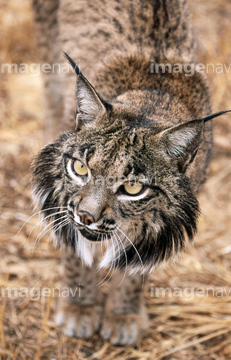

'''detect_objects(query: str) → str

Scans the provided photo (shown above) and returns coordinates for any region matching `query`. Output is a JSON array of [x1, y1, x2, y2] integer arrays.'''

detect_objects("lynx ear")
[[76, 74, 107, 130], [160, 120, 204, 172], [64, 52, 110, 131], [160, 109, 231, 170]]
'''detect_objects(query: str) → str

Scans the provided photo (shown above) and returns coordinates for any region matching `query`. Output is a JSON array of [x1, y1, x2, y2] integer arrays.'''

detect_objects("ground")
[[0, 0, 231, 359]]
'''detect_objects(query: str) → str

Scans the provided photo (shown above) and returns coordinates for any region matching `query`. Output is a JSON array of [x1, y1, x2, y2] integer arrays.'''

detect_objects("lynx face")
[[32, 59, 209, 274]]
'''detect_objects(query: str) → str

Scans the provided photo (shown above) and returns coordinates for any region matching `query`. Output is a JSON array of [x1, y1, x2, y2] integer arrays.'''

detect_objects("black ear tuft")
[[201, 110, 231, 122], [63, 52, 81, 75]]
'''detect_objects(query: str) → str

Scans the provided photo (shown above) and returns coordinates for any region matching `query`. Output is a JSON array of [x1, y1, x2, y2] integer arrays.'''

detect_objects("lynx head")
[[32, 54, 226, 274]]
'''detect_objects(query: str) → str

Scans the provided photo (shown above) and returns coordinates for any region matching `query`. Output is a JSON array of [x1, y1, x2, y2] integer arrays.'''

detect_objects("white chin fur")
[[75, 231, 96, 267], [99, 245, 158, 275], [57, 228, 158, 275], [98, 244, 115, 270], [75, 231, 116, 270]]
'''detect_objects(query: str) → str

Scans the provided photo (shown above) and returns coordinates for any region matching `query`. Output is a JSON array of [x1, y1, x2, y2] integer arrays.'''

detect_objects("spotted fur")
[[32, 0, 223, 345]]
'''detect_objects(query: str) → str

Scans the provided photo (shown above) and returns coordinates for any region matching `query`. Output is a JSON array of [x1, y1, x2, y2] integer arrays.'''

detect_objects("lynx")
[[32, 0, 228, 345]]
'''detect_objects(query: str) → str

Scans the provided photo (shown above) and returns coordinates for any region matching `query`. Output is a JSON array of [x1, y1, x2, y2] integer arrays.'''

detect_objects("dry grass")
[[0, 0, 231, 359]]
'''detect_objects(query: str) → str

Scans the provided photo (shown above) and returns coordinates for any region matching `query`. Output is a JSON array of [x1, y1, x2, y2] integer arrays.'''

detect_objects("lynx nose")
[[77, 211, 95, 226]]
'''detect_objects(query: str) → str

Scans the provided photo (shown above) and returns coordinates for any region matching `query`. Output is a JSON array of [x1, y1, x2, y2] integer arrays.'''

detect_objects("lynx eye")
[[123, 181, 143, 195], [72, 160, 88, 176]]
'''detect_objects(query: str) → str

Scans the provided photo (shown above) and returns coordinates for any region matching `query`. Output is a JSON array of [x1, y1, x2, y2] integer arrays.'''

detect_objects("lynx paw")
[[100, 312, 149, 346], [55, 303, 103, 338]]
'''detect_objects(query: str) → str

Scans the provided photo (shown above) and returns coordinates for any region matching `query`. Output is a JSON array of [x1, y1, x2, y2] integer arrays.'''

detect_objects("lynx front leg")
[[55, 251, 104, 338], [100, 271, 149, 345]]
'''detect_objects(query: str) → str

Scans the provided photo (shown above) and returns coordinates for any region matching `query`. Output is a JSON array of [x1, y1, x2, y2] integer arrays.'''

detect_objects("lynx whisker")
[[32, 214, 68, 252], [97, 234, 117, 287], [112, 232, 123, 274], [32, 216, 66, 251], [103, 234, 117, 284], [12, 206, 68, 241], [50, 219, 71, 249], [117, 227, 145, 280], [114, 231, 128, 287], [106, 233, 120, 282], [52, 219, 70, 238], [28, 210, 68, 241]]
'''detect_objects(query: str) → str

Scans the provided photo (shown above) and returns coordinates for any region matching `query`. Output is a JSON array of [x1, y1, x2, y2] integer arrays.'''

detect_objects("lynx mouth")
[[78, 227, 111, 242], [69, 213, 114, 241]]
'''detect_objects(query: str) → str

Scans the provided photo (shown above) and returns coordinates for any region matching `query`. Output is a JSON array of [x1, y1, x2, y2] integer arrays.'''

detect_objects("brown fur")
[[32, 0, 214, 345]]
